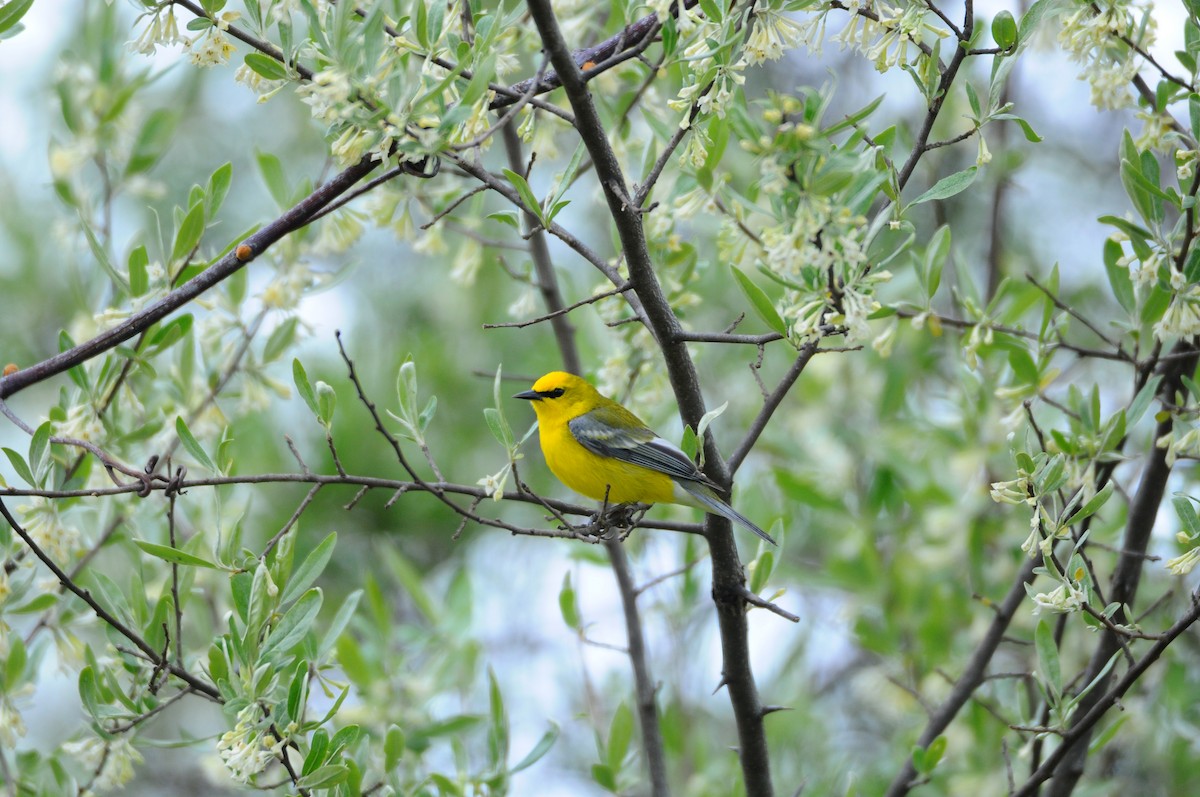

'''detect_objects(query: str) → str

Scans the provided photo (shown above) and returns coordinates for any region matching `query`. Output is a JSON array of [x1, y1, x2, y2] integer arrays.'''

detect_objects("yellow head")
[[513, 371, 602, 423]]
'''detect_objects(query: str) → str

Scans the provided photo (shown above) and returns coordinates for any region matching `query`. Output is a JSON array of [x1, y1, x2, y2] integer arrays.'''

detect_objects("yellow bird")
[[514, 371, 777, 545]]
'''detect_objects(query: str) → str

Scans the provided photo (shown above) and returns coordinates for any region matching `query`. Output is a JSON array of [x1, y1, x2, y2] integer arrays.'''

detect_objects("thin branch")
[[1013, 590, 1200, 797], [0, 498, 220, 701], [484, 282, 633, 329], [490, 7, 675, 111], [606, 539, 671, 797], [501, 122, 583, 376], [729, 340, 821, 475]]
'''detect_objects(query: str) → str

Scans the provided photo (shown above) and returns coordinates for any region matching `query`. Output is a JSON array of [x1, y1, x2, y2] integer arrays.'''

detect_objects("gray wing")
[[569, 404, 706, 484]]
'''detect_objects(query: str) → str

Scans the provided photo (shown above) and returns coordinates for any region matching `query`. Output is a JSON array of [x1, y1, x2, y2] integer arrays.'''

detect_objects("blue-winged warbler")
[[514, 371, 777, 545]]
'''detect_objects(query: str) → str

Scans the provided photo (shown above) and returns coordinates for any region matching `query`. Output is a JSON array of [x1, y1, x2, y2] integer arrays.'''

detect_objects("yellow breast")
[[538, 418, 677, 505]]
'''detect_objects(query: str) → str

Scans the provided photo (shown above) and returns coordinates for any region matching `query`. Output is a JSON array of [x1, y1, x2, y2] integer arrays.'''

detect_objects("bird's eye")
[[544, 387, 565, 398]]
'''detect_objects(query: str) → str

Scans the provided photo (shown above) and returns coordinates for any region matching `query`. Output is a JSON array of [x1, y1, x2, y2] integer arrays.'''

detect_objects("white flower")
[[507, 287, 537, 319], [130, 6, 183, 55], [477, 464, 511, 501], [217, 704, 281, 783], [990, 476, 1033, 506], [63, 736, 143, 791], [1057, 1, 1156, 111], [17, 498, 82, 566], [1166, 547, 1200, 575], [296, 69, 354, 124], [1154, 282, 1200, 341], [188, 30, 236, 68], [0, 693, 26, 748], [1032, 581, 1086, 615], [741, 9, 806, 66]]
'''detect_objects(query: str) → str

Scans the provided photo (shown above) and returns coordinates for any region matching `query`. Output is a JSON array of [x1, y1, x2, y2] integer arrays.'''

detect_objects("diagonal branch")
[[0, 498, 221, 701], [0, 155, 383, 400]]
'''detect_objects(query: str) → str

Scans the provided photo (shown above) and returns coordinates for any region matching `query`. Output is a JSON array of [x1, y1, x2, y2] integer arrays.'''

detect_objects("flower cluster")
[[740, 7, 808, 66], [1031, 579, 1087, 615], [1057, 0, 1156, 110], [830, 0, 947, 73], [63, 736, 143, 793], [216, 704, 284, 784]]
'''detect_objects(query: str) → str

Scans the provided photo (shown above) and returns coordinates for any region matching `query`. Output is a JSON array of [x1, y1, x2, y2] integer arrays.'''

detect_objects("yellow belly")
[[539, 421, 677, 504]]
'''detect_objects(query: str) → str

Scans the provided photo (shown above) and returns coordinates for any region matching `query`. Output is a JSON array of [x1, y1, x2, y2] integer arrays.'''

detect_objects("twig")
[[484, 282, 633, 329], [729, 341, 821, 474], [0, 498, 221, 701]]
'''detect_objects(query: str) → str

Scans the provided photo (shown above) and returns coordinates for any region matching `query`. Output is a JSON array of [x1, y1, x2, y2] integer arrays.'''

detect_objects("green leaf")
[[1007, 346, 1038, 385], [172, 202, 207, 264], [280, 532, 337, 606], [1062, 482, 1114, 528], [511, 722, 559, 773], [545, 142, 587, 223], [502, 168, 543, 224], [3, 635, 26, 690], [992, 112, 1043, 142], [384, 725, 406, 771], [78, 666, 105, 721], [607, 702, 633, 773], [1127, 375, 1162, 425], [3, 448, 35, 487], [731, 266, 787, 335], [126, 109, 178, 175], [256, 150, 290, 209], [558, 572, 581, 632], [1102, 238, 1135, 313], [0, 0, 34, 34], [296, 764, 349, 789], [315, 381, 337, 428], [696, 0, 723, 22], [1173, 495, 1200, 538], [991, 10, 1017, 49], [487, 210, 520, 229], [484, 408, 514, 449], [923, 225, 951, 299], [293, 359, 319, 417], [80, 216, 128, 294], [488, 668, 508, 768], [1018, 0, 1055, 41], [206, 162, 233, 210], [28, 421, 50, 484], [318, 589, 361, 659], [263, 317, 298, 363], [175, 416, 217, 472], [910, 166, 978, 205], [964, 81, 981, 119], [1035, 619, 1062, 698], [143, 314, 194, 357], [128, 245, 150, 296], [244, 52, 289, 80], [592, 763, 617, 792], [749, 549, 775, 594], [261, 588, 323, 660], [134, 539, 221, 569], [680, 424, 698, 461]]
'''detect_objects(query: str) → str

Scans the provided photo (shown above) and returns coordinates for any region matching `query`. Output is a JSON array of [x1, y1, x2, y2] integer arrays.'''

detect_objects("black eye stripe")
[[542, 387, 565, 398]]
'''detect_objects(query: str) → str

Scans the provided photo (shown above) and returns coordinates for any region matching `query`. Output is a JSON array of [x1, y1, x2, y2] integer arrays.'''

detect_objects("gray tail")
[[678, 482, 778, 545]]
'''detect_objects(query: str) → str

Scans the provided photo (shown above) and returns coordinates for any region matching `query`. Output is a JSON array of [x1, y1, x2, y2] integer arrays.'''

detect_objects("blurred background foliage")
[[1, 0, 1199, 795]]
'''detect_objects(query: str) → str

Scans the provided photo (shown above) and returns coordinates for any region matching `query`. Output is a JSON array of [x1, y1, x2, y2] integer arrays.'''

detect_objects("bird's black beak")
[[513, 389, 542, 401]]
